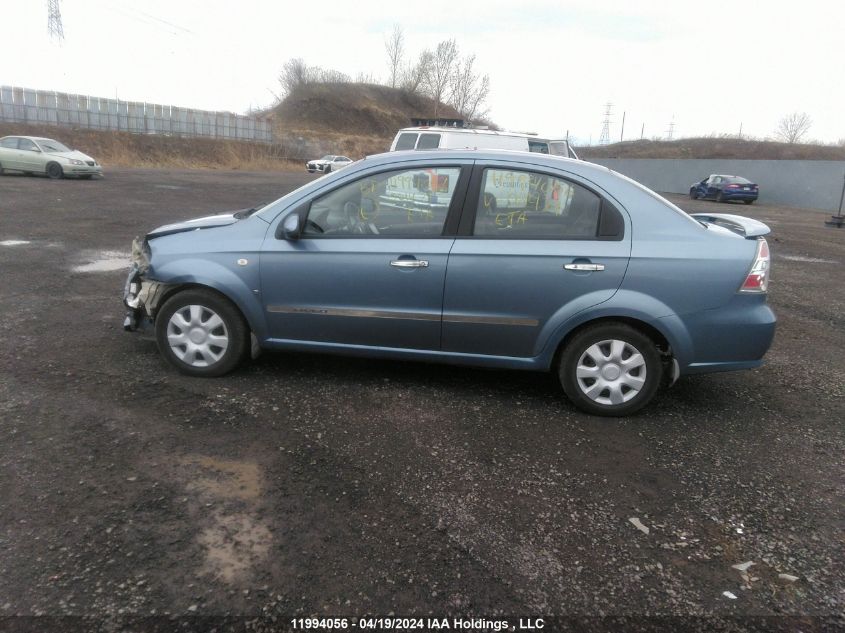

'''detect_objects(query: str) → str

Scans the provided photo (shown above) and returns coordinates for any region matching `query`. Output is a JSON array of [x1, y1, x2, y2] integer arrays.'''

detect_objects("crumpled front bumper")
[[122, 238, 172, 333]]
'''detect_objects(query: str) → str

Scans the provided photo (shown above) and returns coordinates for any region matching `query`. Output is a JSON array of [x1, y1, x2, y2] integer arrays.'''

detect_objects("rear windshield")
[[394, 133, 417, 151], [724, 176, 752, 184], [416, 133, 441, 150]]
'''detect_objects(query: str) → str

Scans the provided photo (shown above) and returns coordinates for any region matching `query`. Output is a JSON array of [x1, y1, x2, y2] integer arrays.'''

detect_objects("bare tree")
[[775, 112, 812, 144], [448, 54, 490, 121], [278, 58, 314, 95], [318, 68, 351, 83], [385, 24, 404, 89], [400, 49, 432, 95], [423, 39, 459, 116]]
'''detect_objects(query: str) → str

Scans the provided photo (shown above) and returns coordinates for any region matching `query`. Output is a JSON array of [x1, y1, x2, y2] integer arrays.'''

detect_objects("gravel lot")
[[0, 168, 842, 632]]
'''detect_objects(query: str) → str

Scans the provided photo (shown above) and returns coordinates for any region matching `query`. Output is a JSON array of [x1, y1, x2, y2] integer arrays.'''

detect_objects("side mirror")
[[281, 213, 302, 240]]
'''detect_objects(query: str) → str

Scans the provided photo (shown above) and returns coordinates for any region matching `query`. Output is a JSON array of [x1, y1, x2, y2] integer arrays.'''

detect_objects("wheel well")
[[155, 283, 249, 327], [552, 316, 672, 368]]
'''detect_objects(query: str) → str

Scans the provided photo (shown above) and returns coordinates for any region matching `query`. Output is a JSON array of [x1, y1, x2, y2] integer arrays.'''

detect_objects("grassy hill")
[[579, 137, 845, 161], [267, 83, 463, 159]]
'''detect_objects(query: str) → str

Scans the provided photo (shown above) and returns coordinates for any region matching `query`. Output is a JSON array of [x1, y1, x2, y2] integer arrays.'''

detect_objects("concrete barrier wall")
[[588, 158, 845, 212]]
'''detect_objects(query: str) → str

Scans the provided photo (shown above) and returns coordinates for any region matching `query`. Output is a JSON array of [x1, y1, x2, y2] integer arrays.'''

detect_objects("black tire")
[[743, 199, 754, 205], [154, 288, 249, 377], [689, 189, 698, 200], [559, 322, 663, 417], [716, 191, 724, 203], [79, 174, 93, 180], [0, 162, 4, 175], [46, 162, 63, 179], [323, 165, 331, 174]]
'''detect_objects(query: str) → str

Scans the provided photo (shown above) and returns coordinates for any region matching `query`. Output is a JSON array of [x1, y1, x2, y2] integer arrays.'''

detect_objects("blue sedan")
[[123, 150, 775, 416], [690, 174, 759, 204]]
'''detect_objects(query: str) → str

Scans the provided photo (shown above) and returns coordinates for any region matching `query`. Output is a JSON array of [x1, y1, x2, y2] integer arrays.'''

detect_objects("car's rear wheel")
[[559, 323, 662, 416], [743, 199, 754, 205], [716, 191, 724, 203], [46, 162, 63, 179], [155, 288, 249, 377]]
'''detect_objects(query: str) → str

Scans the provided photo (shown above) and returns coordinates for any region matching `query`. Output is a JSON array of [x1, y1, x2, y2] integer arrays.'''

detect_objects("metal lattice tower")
[[47, 0, 65, 42], [599, 103, 613, 145], [666, 116, 676, 141]]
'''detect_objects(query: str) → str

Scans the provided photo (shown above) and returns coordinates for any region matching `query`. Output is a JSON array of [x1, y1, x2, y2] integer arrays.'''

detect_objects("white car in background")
[[306, 155, 352, 174], [0, 135, 103, 179]]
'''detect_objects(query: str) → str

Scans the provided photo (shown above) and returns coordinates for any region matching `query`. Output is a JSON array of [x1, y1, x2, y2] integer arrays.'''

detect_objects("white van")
[[389, 127, 579, 159]]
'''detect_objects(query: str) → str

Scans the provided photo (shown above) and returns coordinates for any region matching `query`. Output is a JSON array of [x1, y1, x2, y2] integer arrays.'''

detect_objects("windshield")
[[321, 155, 336, 161], [37, 139, 71, 153]]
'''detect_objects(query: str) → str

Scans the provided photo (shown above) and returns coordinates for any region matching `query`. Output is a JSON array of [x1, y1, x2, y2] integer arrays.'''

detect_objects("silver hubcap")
[[576, 339, 647, 406], [166, 305, 229, 367]]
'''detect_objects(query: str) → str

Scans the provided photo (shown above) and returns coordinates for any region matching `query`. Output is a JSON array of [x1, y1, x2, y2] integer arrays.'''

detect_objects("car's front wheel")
[[46, 162, 64, 179], [155, 289, 249, 377], [559, 323, 662, 416], [689, 189, 698, 199]]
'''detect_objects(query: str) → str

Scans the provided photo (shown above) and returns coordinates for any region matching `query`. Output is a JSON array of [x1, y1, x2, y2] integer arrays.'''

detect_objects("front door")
[[16, 138, 43, 172], [260, 164, 469, 350], [442, 164, 631, 359]]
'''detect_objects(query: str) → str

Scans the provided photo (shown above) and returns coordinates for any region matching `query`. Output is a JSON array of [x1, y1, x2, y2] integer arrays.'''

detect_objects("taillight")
[[726, 184, 740, 189], [740, 238, 770, 293]]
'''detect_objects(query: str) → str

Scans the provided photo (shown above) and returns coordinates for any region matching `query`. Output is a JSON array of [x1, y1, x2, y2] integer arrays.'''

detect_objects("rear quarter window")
[[0, 137, 18, 149], [394, 133, 418, 151], [416, 133, 441, 150]]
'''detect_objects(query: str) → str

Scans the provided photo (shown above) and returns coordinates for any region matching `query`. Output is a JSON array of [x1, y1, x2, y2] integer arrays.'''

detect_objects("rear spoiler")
[[690, 213, 771, 238]]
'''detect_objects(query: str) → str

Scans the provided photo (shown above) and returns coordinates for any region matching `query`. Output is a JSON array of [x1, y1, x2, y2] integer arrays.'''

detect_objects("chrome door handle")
[[390, 259, 429, 268], [564, 263, 605, 271]]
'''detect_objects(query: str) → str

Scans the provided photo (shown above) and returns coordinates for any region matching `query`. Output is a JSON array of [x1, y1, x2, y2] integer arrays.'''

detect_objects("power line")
[[47, 0, 65, 42]]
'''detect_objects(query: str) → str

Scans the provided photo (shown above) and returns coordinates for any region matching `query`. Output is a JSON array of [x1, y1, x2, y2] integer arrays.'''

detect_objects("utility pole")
[[640, 123, 644, 140], [599, 103, 613, 145], [738, 122, 743, 139], [825, 171, 845, 228], [666, 116, 675, 141], [620, 111, 626, 142], [47, 0, 65, 42]]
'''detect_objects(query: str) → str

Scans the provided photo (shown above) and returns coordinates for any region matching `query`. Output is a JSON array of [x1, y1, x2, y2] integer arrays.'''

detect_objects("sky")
[[1, 0, 843, 145]]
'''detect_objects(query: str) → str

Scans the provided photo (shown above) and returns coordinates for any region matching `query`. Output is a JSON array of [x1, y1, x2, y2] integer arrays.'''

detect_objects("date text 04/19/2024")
[[289, 618, 545, 631]]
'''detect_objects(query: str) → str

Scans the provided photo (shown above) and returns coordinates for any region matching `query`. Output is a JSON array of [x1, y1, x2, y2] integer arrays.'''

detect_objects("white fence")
[[0, 86, 272, 143]]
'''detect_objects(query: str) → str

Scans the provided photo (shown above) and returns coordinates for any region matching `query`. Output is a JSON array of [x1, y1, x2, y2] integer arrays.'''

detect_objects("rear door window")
[[394, 133, 418, 150], [0, 137, 18, 149], [416, 133, 441, 150], [472, 168, 622, 240], [18, 139, 37, 151]]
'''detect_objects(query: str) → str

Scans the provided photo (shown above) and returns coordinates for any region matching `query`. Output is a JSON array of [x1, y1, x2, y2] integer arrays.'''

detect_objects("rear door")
[[442, 162, 631, 358], [260, 161, 471, 350], [0, 137, 20, 169]]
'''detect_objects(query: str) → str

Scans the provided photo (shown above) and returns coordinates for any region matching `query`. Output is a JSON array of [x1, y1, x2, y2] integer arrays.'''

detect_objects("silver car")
[[0, 135, 103, 179]]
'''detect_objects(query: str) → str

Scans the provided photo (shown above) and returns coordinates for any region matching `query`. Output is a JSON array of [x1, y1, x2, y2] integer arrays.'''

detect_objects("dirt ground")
[[0, 168, 842, 633]]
